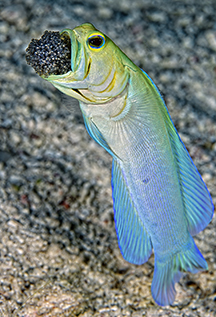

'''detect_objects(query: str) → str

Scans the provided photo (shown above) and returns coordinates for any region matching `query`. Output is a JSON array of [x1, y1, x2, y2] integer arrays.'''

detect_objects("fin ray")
[[112, 159, 152, 265], [141, 69, 214, 236], [163, 113, 214, 236], [82, 114, 116, 157]]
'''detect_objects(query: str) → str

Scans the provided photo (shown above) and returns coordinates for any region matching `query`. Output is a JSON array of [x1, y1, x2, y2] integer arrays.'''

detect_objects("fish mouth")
[[43, 29, 90, 96], [26, 28, 88, 87]]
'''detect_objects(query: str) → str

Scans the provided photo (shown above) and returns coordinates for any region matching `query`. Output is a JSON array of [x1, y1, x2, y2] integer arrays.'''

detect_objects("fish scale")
[[105, 101, 189, 254], [122, 143, 187, 254]]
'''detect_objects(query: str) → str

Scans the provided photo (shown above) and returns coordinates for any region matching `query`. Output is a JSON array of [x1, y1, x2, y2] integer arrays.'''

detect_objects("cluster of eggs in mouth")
[[26, 30, 71, 77]]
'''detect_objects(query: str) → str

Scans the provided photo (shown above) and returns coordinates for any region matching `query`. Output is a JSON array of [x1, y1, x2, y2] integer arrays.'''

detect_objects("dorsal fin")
[[163, 111, 214, 235], [141, 68, 214, 235], [111, 159, 152, 265]]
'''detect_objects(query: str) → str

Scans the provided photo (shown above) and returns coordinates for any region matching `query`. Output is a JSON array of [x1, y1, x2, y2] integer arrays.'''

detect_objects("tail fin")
[[151, 237, 208, 306]]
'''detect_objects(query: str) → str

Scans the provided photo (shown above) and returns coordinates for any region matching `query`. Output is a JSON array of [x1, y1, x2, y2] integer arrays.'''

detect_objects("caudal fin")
[[151, 237, 208, 306]]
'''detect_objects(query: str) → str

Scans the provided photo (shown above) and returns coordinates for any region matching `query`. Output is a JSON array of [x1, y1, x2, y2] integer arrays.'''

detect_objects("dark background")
[[0, 0, 215, 316]]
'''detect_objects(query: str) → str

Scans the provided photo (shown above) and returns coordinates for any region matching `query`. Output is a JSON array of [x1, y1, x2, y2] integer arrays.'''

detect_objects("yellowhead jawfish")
[[26, 23, 214, 306]]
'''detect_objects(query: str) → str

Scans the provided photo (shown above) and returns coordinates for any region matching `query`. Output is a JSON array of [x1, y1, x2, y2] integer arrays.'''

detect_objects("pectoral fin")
[[111, 159, 152, 265], [82, 114, 116, 157]]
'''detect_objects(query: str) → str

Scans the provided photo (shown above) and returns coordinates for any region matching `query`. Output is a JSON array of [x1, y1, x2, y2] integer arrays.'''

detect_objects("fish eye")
[[88, 34, 105, 50]]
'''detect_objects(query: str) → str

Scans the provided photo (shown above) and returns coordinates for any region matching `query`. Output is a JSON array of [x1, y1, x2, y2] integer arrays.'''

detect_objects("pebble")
[[8, 175, 24, 186], [9, 131, 21, 145], [98, 7, 113, 19], [206, 31, 216, 51], [148, 12, 166, 23]]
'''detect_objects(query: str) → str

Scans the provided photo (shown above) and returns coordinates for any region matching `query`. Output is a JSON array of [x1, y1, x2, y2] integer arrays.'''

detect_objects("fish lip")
[[60, 29, 77, 73]]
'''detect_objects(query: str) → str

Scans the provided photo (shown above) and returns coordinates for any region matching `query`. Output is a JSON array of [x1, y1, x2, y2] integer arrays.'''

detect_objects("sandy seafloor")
[[0, 0, 216, 316]]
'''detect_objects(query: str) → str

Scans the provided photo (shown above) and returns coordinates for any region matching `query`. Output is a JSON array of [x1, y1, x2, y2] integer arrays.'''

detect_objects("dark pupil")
[[89, 37, 103, 47]]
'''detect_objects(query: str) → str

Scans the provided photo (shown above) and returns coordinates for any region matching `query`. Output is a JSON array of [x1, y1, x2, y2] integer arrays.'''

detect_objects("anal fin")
[[111, 159, 152, 265]]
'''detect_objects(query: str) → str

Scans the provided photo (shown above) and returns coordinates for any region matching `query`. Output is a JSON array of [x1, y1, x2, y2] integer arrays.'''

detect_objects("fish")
[[26, 23, 214, 306]]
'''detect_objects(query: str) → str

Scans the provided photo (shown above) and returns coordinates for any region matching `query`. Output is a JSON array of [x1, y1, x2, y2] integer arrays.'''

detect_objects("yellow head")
[[45, 23, 129, 104]]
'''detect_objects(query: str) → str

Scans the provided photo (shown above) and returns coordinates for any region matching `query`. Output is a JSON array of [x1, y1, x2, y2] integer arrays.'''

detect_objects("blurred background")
[[0, 0, 215, 316]]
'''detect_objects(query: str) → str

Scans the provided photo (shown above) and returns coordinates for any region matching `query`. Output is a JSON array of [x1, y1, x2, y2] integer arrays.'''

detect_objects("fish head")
[[44, 23, 129, 104]]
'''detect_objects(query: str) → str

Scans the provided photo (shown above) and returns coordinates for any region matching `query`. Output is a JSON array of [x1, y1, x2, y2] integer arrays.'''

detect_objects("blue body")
[[38, 23, 214, 306], [80, 68, 214, 306]]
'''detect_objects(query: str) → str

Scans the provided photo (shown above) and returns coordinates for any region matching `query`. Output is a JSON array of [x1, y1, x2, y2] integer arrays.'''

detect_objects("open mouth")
[[26, 30, 71, 78]]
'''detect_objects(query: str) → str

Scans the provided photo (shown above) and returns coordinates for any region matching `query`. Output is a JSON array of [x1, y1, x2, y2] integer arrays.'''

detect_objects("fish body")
[[28, 23, 214, 306]]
